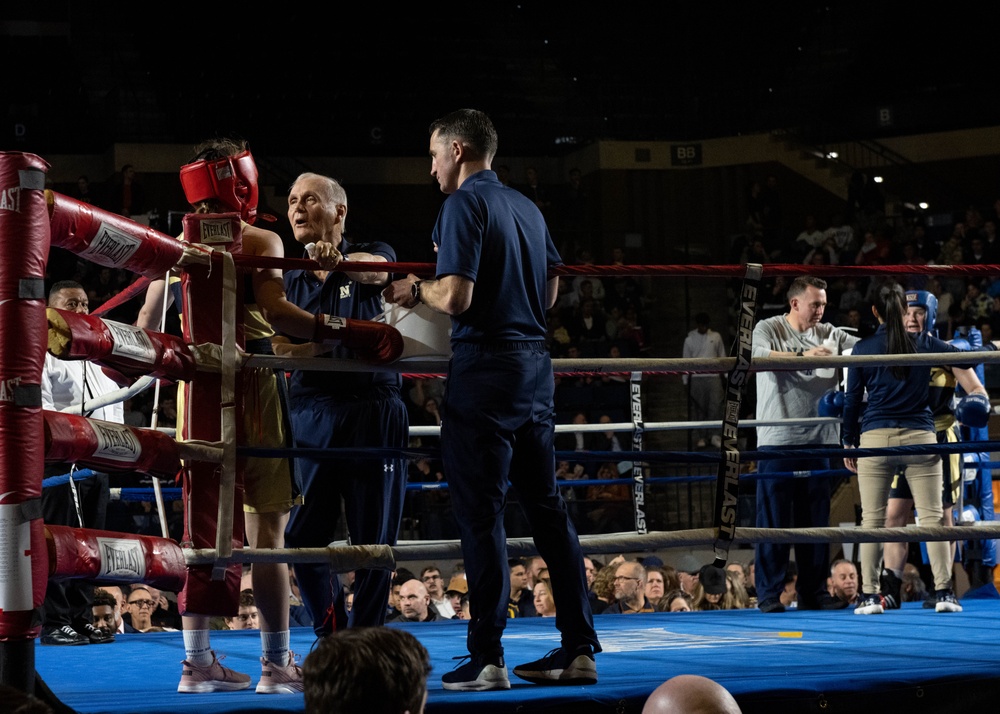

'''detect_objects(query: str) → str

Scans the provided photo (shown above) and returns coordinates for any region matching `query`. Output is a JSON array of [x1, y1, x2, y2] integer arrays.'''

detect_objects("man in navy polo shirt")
[[384, 109, 601, 692], [275, 172, 408, 635]]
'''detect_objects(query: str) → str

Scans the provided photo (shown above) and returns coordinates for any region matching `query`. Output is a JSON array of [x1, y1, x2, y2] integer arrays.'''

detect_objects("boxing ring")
[[4, 150, 1000, 713], [30, 598, 1000, 714]]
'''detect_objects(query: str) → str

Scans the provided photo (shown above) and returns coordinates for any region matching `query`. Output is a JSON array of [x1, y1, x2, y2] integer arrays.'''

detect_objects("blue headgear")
[[905, 290, 938, 334]]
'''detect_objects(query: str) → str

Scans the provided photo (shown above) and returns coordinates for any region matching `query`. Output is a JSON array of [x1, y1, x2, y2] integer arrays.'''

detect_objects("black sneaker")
[[80, 622, 115, 644], [934, 589, 963, 613], [880, 569, 902, 610], [441, 655, 510, 692], [757, 598, 785, 613], [513, 645, 597, 686], [40, 625, 89, 646]]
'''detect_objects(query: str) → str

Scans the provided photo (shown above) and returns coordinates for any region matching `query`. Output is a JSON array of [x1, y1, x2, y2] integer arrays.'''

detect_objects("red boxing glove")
[[313, 314, 403, 365]]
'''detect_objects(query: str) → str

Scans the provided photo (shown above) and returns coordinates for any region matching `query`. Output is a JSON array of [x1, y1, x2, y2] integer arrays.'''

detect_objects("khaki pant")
[[857, 428, 952, 593]]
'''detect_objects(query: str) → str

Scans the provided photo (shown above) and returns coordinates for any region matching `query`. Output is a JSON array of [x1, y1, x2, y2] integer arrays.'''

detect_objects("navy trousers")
[[754, 446, 833, 609], [442, 344, 600, 660], [284, 391, 408, 634]]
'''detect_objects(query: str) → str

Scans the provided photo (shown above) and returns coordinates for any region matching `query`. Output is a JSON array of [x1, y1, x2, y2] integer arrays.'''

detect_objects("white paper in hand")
[[379, 302, 452, 360]]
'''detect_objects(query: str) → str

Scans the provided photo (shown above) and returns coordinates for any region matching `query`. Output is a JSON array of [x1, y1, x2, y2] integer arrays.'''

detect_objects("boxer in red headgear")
[[179, 147, 260, 225], [136, 138, 401, 695]]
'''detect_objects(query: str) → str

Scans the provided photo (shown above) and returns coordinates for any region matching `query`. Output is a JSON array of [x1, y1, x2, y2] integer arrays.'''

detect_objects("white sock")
[[183, 629, 214, 666], [261, 630, 290, 665]]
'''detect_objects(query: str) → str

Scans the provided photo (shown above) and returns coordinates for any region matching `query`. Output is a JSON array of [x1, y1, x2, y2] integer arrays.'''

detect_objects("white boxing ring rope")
[[243, 349, 1000, 375], [180, 522, 1000, 570], [391, 522, 1000, 560], [414, 417, 839, 438], [58, 374, 157, 416]]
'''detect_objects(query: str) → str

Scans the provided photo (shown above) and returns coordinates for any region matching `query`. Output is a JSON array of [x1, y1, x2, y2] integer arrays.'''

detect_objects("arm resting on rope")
[[306, 240, 390, 285], [344, 253, 391, 285], [341, 250, 390, 286], [255, 229, 402, 364]]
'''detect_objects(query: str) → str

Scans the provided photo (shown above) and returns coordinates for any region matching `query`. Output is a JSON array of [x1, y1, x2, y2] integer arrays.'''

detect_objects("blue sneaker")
[[513, 645, 597, 685], [441, 655, 510, 692], [853, 593, 884, 615]]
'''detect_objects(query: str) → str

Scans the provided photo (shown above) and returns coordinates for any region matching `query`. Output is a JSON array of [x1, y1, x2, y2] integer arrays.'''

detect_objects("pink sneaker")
[[178, 652, 251, 693], [256, 651, 303, 694]]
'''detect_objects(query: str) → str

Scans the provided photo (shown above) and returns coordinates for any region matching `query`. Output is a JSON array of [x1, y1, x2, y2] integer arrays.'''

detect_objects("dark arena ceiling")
[[5, 3, 1000, 158]]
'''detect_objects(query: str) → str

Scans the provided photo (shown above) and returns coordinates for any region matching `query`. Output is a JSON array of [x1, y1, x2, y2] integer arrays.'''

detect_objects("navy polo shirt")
[[433, 170, 562, 343], [842, 326, 961, 445]]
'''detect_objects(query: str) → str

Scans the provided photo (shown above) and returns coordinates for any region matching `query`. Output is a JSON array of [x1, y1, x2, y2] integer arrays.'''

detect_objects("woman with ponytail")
[[842, 281, 966, 615]]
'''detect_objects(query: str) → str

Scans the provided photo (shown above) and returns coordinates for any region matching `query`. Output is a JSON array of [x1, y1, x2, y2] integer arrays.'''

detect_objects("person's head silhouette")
[[642, 674, 742, 714]]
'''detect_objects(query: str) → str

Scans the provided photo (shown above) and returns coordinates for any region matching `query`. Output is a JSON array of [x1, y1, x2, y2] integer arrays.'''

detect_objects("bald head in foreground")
[[642, 675, 742, 714]]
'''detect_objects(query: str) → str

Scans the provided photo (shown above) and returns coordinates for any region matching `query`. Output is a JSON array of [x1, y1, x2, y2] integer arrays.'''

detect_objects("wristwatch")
[[795, 349, 804, 357], [411, 280, 423, 303]]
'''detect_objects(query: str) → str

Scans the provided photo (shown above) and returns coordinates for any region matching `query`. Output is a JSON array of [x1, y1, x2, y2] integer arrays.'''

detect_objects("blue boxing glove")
[[818, 389, 843, 417], [956, 393, 992, 428]]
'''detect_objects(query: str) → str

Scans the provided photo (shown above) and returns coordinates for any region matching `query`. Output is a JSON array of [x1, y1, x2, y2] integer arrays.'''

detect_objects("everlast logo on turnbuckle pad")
[[199, 218, 234, 244], [0, 186, 21, 212], [97, 538, 147, 580], [81, 224, 141, 267], [107, 321, 157, 363], [0, 377, 23, 402], [92, 422, 142, 463]]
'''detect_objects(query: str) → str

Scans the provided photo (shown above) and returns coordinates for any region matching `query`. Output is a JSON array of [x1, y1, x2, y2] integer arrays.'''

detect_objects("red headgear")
[[179, 149, 259, 224]]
